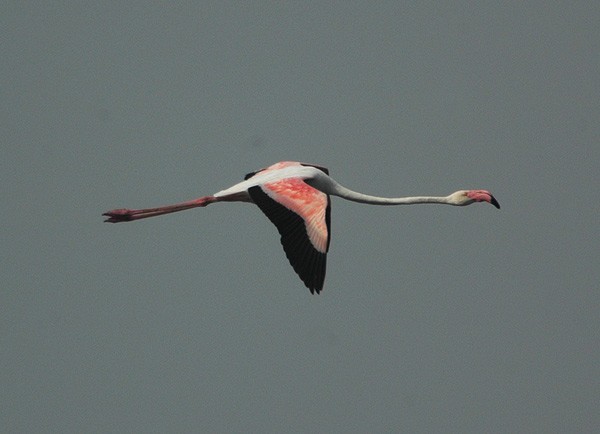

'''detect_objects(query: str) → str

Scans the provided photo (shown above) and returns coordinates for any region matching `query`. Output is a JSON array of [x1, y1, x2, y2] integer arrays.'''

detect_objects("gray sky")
[[2, 2, 599, 433]]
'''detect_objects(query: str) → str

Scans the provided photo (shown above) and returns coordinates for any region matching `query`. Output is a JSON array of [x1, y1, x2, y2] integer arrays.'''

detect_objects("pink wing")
[[248, 177, 331, 294]]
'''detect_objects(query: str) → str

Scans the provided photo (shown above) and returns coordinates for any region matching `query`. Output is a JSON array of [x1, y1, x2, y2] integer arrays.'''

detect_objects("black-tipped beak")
[[490, 196, 500, 209]]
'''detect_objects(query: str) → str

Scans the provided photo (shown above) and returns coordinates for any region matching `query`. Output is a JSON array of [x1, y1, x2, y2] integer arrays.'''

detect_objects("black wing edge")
[[244, 170, 260, 180], [248, 185, 327, 294]]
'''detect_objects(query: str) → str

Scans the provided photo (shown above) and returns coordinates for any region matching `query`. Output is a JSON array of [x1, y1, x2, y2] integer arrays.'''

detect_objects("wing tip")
[[309, 286, 323, 295]]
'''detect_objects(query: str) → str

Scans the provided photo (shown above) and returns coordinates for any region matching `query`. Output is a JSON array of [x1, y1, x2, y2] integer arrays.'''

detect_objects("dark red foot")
[[103, 209, 134, 223]]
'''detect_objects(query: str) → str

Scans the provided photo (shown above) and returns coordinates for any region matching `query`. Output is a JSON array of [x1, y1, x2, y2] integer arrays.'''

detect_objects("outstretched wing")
[[248, 178, 331, 294]]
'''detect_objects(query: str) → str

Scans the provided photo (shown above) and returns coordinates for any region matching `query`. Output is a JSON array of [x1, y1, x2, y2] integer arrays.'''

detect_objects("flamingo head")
[[450, 190, 500, 209]]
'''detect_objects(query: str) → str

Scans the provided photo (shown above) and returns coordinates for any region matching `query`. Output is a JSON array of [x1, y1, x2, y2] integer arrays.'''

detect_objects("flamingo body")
[[242, 162, 331, 291], [103, 161, 499, 294]]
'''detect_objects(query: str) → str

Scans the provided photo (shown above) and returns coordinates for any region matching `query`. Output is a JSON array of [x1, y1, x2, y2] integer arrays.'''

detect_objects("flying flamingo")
[[103, 161, 499, 294]]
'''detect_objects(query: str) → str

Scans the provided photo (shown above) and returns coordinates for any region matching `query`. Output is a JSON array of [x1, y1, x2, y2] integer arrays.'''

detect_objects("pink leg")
[[103, 196, 217, 223]]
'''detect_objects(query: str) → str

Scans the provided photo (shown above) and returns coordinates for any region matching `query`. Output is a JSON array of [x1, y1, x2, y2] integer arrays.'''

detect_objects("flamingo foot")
[[103, 209, 135, 223]]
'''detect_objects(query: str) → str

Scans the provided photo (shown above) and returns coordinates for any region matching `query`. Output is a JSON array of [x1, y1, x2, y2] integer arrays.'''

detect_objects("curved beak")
[[466, 190, 500, 209]]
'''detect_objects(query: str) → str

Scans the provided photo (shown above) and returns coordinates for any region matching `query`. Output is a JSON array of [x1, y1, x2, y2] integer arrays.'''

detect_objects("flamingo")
[[103, 161, 500, 294]]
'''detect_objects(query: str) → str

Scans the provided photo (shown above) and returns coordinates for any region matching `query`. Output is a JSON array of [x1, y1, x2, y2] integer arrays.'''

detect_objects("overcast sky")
[[2, 2, 599, 433]]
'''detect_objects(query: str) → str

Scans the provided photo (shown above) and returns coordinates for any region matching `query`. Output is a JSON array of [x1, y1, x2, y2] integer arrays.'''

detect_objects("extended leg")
[[103, 196, 217, 223]]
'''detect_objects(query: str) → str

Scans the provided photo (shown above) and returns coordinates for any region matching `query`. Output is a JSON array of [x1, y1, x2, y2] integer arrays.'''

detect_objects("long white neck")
[[315, 177, 455, 206]]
